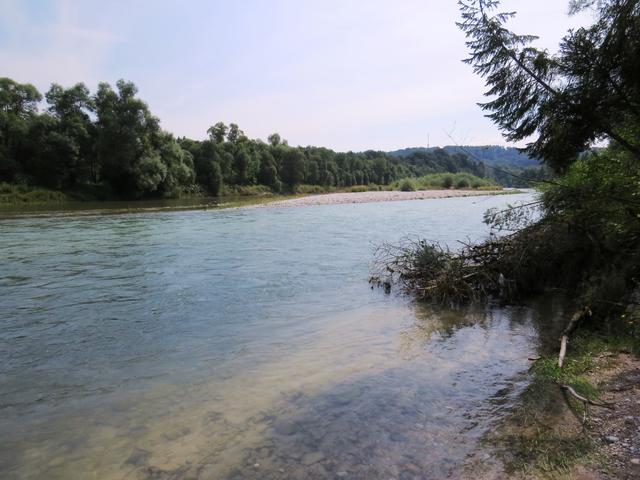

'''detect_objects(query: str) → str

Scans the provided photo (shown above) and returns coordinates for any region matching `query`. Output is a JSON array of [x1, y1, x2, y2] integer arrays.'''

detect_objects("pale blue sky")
[[1, 1, 592, 151]]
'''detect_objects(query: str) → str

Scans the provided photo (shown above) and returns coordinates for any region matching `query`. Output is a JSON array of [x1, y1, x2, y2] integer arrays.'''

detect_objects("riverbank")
[[0, 181, 500, 207], [479, 332, 640, 480], [257, 188, 512, 208], [0, 188, 518, 219], [0, 194, 288, 219]]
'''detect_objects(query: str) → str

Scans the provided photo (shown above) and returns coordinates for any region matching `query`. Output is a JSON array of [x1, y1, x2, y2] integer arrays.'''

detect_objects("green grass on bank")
[[392, 173, 499, 191], [0, 182, 68, 204], [0, 176, 506, 206], [293, 184, 390, 194], [223, 183, 397, 196], [220, 184, 275, 197]]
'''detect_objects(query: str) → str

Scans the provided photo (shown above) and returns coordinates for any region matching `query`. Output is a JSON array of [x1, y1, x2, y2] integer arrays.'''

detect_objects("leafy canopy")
[[458, 0, 640, 171]]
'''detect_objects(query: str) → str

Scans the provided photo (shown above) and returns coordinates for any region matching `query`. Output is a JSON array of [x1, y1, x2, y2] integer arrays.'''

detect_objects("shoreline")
[[0, 189, 520, 219], [490, 340, 640, 479], [255, 188, 513, 208]]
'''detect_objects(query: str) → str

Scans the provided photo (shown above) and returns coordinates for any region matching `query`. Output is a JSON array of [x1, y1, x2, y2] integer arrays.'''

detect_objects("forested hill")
[[389, 146, 539, 169], [390, 146, 547, 187]]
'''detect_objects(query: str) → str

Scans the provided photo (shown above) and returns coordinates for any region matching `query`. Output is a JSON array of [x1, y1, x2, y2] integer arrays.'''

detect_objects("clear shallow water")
[[0, 193, 548, 479]]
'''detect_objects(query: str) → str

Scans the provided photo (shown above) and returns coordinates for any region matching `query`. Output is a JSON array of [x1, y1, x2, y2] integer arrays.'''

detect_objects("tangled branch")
[[369, 234, 521, 303]]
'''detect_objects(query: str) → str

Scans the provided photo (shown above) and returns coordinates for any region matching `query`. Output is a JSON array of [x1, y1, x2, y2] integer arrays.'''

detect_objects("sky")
[[0, 1, 594, 151]]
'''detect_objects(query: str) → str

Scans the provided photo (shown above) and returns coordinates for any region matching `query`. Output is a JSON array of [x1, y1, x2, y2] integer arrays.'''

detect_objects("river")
[[0, 192, 555, 479]]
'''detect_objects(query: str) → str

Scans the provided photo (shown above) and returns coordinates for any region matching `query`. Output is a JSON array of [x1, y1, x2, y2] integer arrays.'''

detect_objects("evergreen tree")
[[458, 0, 640, 171]]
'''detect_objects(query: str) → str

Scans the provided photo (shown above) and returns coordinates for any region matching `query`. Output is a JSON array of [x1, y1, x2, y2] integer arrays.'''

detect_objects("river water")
[[0, 193, 553, 479]]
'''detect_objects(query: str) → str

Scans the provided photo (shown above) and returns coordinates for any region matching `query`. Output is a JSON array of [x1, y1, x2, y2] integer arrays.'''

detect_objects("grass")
[[0, 182, 68, 204], [221, 184, 275, 196], [293, 184, 390, 194], [221, 183, 389, 196], [504, 430, 595, 476]]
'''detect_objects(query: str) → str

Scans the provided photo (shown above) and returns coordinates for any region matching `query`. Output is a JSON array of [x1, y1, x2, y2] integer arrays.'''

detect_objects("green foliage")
[[43, 82, 94, 187], [458, 0, 640, 171], [0, 76, 503, 201], [158, 137, 195, 197], [393, 172, 497, 191], [294, 184, 333, 194], [279, 147, 306, 189], [543, 148, 640, 239], [95, 80, 166, 197], [534, 147, 640, 310], [133, 152, 166, 194], [0, 182, 67, 204], [398, 178, 417, 191], [0, 77, 42, 182], [226, 123, 244, 143], [205, 160, 223, 196], [346, 185, 371, 193], [455, 178, 469, 189], [207, 122, 227, 144], [222, 184, 273, 196], [257, 151, 281, 192], [267, 133, 281, 147]]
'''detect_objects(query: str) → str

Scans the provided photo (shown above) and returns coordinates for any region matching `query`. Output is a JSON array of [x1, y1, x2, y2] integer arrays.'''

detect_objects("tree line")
[[0, 77, 497, 199]]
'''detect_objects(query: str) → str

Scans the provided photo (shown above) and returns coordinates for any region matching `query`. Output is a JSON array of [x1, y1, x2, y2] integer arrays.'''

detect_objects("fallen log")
[[558, 307, 592, 368], [553, 307, 616, 426]]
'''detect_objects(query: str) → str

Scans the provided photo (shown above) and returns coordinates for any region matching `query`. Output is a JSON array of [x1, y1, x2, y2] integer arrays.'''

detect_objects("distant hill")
[[389, 145, 540, 169], [388, 146, 546, 187]]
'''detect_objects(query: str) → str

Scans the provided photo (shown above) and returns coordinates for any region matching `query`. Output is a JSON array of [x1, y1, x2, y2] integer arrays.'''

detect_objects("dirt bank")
[[568, 352, 640, 479]]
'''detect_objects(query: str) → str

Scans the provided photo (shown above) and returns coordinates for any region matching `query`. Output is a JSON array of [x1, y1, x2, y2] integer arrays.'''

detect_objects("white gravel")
[[261, 189, 507, 208]]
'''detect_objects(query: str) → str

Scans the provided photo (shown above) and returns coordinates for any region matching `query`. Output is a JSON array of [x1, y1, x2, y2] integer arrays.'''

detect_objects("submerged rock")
[[124, 447, 151, 467], [301, 451, 325, 466]]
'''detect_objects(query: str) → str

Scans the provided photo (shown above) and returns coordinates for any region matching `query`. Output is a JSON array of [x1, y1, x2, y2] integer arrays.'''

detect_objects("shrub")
[[222, 184, 274, 196], [294, 184, 333, 194], [456, 178, 470, 189], [0, 184, 67, 204], [399, 178, 417, 191]]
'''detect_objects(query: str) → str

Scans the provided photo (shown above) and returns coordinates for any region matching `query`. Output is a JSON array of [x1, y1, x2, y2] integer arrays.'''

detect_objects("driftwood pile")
[[369, 233, 521, 303]]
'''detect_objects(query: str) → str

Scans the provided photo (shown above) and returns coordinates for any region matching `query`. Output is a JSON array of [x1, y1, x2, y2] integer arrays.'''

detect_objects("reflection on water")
[[0, 194, 551, 479]]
